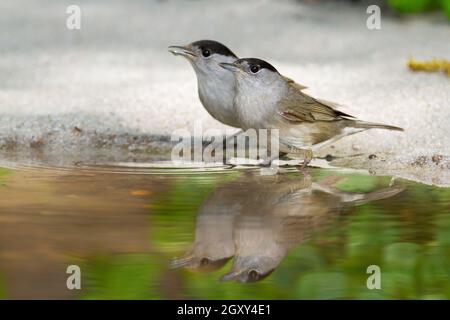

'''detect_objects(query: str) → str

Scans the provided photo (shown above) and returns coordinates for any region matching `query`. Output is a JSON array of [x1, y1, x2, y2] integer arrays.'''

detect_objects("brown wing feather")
[[282, 75, 308, 91], [279, 82, 355, 123]]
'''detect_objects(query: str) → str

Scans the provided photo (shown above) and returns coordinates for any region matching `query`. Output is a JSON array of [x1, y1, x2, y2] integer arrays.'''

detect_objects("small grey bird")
[[168, 40, 240, 127], [220, 58, 404, 166], [168, 41, 307, 130]]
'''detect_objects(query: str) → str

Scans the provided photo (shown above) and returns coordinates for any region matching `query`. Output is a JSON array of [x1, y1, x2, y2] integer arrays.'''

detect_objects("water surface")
[[0, 164, 449, 299]]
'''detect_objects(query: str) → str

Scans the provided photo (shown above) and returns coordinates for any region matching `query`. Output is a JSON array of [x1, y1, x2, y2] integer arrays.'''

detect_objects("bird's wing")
[[282, 75, 308, 91], [315, 98, 345, 110], [278, 84, 355, 123]]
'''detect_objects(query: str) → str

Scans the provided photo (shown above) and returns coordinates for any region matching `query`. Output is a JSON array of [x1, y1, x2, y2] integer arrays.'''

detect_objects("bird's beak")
[[219, 62, 241, 73], [168, 45, 197, 59], [169, 255, 194, 269], [221, 269, 245, 281]]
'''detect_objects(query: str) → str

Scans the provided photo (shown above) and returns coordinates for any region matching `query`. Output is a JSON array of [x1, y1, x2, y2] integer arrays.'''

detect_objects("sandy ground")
[[0, 0, 449, 185]]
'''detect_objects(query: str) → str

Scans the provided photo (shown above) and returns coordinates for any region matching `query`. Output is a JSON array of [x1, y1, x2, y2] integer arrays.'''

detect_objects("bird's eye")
[[248, 269, 259, 280], [250, 65, 260, 73], [200, 258, 210, 266], [201, 49, 211, 57]]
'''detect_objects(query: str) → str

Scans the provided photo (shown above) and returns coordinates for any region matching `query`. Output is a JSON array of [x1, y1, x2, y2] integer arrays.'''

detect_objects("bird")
[[220, 58, 404, 167], [168, 40, 240, 128]]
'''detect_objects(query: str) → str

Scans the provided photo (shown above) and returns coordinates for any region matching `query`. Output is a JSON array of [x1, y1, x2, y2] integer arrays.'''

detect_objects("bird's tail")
[[342, 185, 405, 206], [349, 120, 404, 132]]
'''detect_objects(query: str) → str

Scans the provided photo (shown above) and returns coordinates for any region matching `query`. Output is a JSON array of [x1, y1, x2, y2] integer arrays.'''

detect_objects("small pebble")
[[432, 154, 443, 165], [412, 156, 428, 167]]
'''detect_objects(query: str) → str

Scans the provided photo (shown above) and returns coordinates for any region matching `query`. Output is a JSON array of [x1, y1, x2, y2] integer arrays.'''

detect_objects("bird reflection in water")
[[171, 170, 403, 283]]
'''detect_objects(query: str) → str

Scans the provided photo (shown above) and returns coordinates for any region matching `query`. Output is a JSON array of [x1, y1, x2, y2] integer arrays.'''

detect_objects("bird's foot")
[[285, 146, 313, 170]]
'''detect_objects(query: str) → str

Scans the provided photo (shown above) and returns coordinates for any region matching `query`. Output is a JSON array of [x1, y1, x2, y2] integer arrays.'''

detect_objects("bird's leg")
[[223, 130, 244, 160], [278, 152, 289, 160], [203, 130, 243, 164], [259, 152, 280, 167], [202, 133, 229, 149], [284, 145, 313, 169], [222, 130, 243, 147]]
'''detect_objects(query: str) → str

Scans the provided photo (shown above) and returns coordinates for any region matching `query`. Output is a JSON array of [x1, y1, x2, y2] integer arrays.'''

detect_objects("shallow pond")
[[0, 163, 449, 299]]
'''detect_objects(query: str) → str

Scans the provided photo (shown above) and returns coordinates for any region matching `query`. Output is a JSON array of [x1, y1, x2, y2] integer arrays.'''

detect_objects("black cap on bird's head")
[[220, 57, 278, 74], [221, 266, 275, 283], [221, 255, 278, 283], [239, 58, 278, 72], [168, 39, 237, 59], [191, 40, 237, 58], [170, 254, 232, 273]]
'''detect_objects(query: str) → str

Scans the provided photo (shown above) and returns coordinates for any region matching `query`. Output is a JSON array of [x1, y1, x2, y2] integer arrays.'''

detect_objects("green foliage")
[[388, 0, 440, 13], [442, 0, 450, 19], [0, 168, 11, 186], [387, 0, 450, 20]]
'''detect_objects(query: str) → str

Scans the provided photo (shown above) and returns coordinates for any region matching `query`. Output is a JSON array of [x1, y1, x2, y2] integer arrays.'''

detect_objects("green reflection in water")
[[0, 168, 11, 186], [71, 169, 450, 299], [80, 254, 164, 300]]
